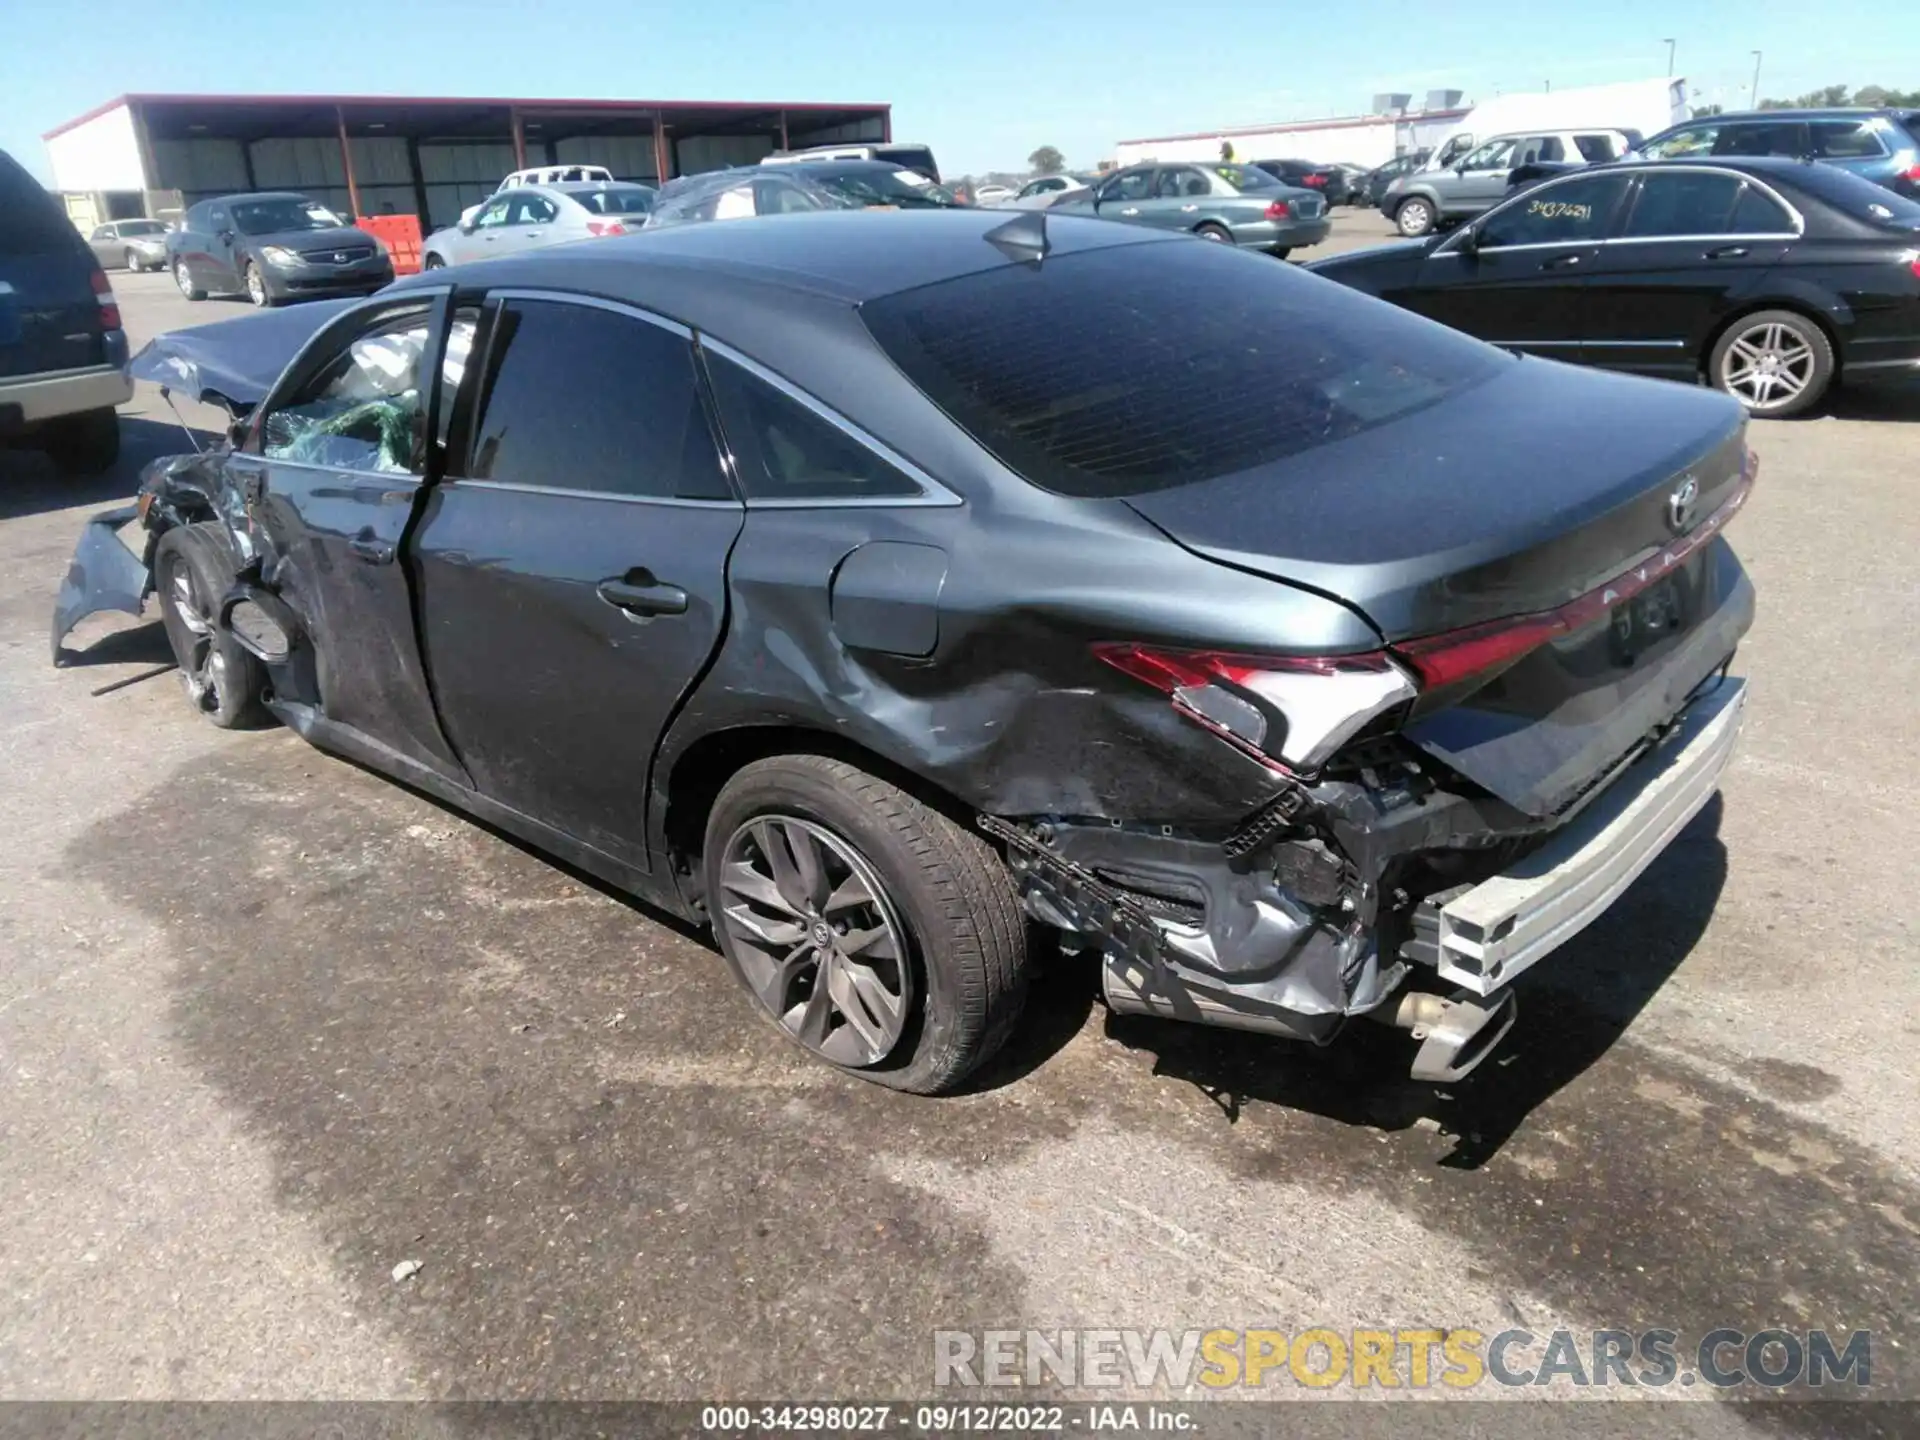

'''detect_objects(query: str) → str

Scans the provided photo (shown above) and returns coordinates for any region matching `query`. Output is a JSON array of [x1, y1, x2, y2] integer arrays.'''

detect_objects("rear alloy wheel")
[[422, 254, 446, 270], [154, 526, 269, 729], [1395, 197, 1435, 237], [1709, 310, 1834, 418], [174, 259, 206, 301], [243, 262, 272, 308], [704, 754, 1028, 1094], [1194, 223, 1234, 244]]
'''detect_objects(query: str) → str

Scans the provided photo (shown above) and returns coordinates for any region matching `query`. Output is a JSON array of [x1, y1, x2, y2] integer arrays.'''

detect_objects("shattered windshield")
[[804, 166, 964, 209], [646, 170, 854, 227], [232, 198, 347, 235]]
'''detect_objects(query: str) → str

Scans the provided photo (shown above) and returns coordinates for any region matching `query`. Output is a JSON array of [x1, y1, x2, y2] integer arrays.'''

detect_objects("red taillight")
[[1910, 256, 1920, 281], [1303, 174, 1326, 186], [90, 267, 121, 331], [1264, 199, 1291, 220], [586, 220, 627, 236], [1902, 163, 1920, 182]]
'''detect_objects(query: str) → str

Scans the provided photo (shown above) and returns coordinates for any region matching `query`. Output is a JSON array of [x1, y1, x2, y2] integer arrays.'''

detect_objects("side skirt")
[[271, 700, 694, 922]]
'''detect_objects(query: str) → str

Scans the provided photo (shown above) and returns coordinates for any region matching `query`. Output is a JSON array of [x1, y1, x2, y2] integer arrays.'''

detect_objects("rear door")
[[1410, 171, 1631, 354], [1148, 166, 1214, 230], [410, 292, 742, 872], [1580, 169, 1797, 376], [1439, 138, 1520, 216], [0, 151, 106, 384], [233, 291, 470, 781]]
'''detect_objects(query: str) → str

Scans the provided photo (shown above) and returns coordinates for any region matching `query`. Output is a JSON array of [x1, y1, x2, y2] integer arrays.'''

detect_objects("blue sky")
[[5, 0, 1916, 182]]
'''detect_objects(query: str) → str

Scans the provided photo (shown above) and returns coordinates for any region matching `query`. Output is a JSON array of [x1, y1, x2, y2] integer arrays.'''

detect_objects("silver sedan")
[[422, 181, 657, 268], [88, 218, 172, 272]]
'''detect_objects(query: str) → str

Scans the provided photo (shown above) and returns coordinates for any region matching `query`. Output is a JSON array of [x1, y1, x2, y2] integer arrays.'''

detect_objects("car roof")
[[1699, 107, 1896, 121], [204, 191, 314, 204], [777, 158, 917, 175], [545, 179, 655, 194]]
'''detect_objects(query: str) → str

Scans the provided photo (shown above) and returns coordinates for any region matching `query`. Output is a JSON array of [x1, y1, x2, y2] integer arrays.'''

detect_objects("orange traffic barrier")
[[356, 214, 424, 276]]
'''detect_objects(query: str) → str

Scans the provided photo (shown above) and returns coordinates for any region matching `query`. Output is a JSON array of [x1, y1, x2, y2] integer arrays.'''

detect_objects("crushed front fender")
[[51, 506, 151, 665]]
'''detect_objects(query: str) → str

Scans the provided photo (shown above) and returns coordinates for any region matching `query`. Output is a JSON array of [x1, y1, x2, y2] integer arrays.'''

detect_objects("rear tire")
[[154, 525, 270, 730], [1395, 197, 1435, 237], [40, 408, 120, 475], [1194, 223, 1233, 245], [123, 248, 142, 273], [422, 253, 446, 269], [703, 754, 1028, 1094], [1708, 309, 1834, 418], [173, 259, 206, 301]]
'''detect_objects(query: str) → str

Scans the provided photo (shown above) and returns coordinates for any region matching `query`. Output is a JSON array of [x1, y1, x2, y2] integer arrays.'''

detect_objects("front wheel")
[[1395, 197, 1435, 237], [1709, 310, 1834, 418], [173, 259, 206, 301], [124, 249, 143, 273], [154, 526, 270, 729], [243, 262, 273, 308], [704, 754, 1028, 1094]]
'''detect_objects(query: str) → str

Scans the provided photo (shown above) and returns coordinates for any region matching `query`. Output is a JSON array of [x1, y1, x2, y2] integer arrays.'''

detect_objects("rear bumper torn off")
[[1411, 676, 1747, 996]]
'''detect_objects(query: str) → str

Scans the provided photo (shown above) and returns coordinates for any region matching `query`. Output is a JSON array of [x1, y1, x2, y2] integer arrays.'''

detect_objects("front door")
[[205, 203, 243, 289], [1092, 168, 1156, 226], [411, 292, 743, 873], [1411, 171, 1633, 356], [1580, 170, 1795, 377], [238, 290, 469, 781]]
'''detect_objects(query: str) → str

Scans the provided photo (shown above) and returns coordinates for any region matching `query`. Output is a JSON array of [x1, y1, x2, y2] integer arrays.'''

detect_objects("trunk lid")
[[1122, 360, 1755, 817], [1121, 357, 1748, 643]]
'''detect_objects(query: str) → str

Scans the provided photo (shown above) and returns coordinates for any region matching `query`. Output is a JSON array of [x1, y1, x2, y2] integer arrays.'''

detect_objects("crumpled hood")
[[127, 301, 357, 413]]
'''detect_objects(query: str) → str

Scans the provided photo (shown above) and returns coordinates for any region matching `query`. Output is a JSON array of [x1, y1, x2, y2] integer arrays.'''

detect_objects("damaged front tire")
[[155, 525, 269, 730]]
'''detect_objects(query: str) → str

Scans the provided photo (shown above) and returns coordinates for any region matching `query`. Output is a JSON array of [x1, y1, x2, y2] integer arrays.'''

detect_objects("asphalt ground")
[[3, 210, 1918, 1437]]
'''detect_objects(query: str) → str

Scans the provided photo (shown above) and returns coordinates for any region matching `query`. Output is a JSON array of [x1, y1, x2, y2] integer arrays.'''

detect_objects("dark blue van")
[[0, 149, 130, 473]]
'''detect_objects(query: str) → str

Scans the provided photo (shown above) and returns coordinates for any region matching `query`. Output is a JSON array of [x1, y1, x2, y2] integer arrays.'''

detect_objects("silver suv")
[[1381, 130, 1633, 236]]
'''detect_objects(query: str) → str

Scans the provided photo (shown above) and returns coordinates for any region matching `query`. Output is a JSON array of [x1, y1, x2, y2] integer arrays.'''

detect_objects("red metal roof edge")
[[1117, 107, 1470, 147], [45, 92, 891, 142]]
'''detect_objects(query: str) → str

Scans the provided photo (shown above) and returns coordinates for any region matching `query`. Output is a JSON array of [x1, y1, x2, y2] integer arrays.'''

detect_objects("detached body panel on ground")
[[55, 210, 1755, 1091]]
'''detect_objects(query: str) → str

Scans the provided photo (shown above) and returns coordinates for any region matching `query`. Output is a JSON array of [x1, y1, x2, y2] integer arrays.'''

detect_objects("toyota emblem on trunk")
[[1668, 475, 1700, 531]]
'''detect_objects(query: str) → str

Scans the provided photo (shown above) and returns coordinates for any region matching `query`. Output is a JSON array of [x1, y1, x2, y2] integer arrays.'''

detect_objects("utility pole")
[[1663, 38, 1675, 76], [1750, 50, 1763, 109]]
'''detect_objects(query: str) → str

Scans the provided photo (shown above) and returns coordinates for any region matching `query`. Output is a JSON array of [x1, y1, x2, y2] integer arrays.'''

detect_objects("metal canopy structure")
[[45, 93, 892, 228]]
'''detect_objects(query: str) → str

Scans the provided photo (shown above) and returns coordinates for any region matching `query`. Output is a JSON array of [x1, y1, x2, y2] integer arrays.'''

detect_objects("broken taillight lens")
[[1092, 643, 1416, 772]]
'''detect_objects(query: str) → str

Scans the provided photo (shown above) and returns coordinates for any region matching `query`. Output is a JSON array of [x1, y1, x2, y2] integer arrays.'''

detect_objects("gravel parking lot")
[[4, 210, 1919, 1430]]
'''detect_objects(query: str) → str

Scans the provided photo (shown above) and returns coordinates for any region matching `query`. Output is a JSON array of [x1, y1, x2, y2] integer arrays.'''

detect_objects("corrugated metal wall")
[[551, 134, 659, 182], [673, 133, 772, 175], [418, 142, 516, 229], [789, 116, 888, 146], [150, 138, 249, 204]]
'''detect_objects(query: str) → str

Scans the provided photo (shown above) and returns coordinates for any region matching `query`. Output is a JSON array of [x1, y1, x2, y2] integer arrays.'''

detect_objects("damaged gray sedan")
[[52, 209, 1755, 1093]]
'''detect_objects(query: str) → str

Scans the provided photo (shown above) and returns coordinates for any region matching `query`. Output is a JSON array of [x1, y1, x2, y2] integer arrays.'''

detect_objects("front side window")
[[1515, 136, 1565, 165], [1101, 170, 1154, 202], [705, 353, 922, 503], [1573, 134, 1620, 162], [474, 196, 513, 229], [1477, 174, 1630, 247], [860, 239, 1507, 499], [1640, 124, 1720, 159], [464, 299, 727, 501], [1621, 171, 1746, 237], [260, 303, 442, 474], [1809, 120, 1887, 158], [507, 195, 558, 225], [1459, 140, 1518, 173]]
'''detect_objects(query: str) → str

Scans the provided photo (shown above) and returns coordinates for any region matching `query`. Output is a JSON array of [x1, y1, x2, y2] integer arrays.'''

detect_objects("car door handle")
[[1706, 245, 1750, 259], [598, 575, 688, 617], [349, 536, 395, 565], [1541, 253, 1584, 269]]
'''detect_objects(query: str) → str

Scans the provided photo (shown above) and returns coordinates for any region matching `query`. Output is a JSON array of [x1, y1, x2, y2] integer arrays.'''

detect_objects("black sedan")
[[1309, 157, 1920, 416], [55, 210, 1755, 1093], [1252, 158, 1351, 206], [166, 192, 394, 308]]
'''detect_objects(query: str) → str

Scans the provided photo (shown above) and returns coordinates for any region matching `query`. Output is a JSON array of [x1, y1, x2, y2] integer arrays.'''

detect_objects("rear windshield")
[[1785, 161, 1920, 228], [861, 239, 1508, 498], [574, 186, 655, 216], [874, 146, 938, 178], [0, 152, 84, 256], [1211, 163, 1280, 192]]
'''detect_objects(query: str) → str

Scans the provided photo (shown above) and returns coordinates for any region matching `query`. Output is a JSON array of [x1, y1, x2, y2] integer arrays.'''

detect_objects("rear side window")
[[859, 240, 1507, 499], [464, 298, 729, 500], [0, 152, 83, 256], [1622, 171, 1744, 236], [1479, 173, 1631, 247], [705, 353, 922, 502], [1573, 134, 1617, 162], [1809, 120, 1887, 158], [1729, 184, 1795, 232], [1713, 121, 1805, 157]]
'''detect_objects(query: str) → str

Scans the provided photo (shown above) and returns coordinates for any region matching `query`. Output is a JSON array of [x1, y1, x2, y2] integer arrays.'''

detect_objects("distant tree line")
[[1756, 84, 1920, 109]]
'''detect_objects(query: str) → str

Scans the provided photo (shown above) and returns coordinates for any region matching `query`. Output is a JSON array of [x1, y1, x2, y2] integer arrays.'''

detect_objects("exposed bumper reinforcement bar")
[[1416, 677, 1747, 997]]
